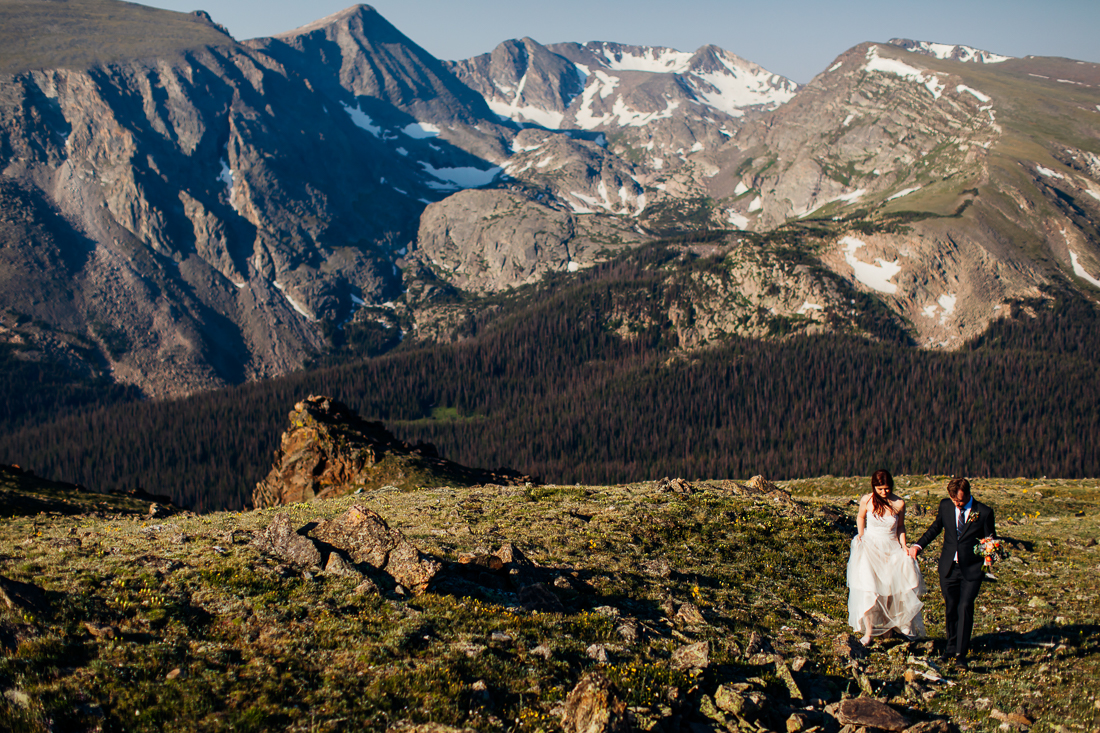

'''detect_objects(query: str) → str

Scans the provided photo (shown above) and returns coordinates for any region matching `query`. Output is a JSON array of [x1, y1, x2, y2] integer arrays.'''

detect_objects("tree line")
[[2, 249, 1097, 512]]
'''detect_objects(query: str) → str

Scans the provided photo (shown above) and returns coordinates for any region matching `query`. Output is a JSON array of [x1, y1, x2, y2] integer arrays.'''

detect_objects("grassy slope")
[[0, 0, 237, 75], [0, 474, 1096, 732]]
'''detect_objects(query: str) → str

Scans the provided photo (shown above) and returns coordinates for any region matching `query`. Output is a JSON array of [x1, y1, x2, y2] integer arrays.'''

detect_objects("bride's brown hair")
[[870, 469, 894, 516]]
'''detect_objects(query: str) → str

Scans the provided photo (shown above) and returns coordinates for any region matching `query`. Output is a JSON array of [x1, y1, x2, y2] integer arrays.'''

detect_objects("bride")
[[847, 469, 926, 644]]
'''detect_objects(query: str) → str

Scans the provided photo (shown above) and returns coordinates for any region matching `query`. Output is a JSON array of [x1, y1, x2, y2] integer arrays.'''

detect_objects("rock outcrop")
[[249, 504, 442, 593], [252, 396, 528, 508]]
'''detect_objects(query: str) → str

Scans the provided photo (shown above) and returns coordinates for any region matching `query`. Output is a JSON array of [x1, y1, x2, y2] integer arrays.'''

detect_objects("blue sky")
[[145, 0, 1100, 83]]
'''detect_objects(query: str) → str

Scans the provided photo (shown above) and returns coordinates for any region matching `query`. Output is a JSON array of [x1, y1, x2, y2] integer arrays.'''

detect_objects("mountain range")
[[1, 0, 1099, 404]]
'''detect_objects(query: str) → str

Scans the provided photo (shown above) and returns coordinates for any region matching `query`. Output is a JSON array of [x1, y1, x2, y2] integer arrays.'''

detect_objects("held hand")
[[907, 545, 920, 559]]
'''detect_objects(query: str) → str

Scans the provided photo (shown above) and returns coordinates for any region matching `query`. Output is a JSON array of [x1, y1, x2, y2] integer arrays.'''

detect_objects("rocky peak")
[[262, 3, 498, 130], [252, 396, 529, 508]]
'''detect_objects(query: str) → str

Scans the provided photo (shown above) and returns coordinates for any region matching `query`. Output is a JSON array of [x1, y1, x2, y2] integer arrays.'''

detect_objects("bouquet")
[[973, 537, 1009, 570]]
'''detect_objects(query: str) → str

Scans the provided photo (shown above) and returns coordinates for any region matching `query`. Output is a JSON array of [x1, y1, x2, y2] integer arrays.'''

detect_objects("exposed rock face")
[[252, 395, 528, 508]]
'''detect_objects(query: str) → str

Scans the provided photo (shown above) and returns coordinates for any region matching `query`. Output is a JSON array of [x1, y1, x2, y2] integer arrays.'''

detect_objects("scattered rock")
[[616, 620, 639, 644], [774, 657, 803, 702], [745, 631, 768, 656], [836, 697, 910, 731], [670, 641, 710, 670], [656, 477, 694, 494], [786, 713, 807, 732], [903, 720, 953, 733], [991, 708, 1034, 728], [459, 553, 506, 572], [531, 643, 553, 660], [675, 602, 706, 626], [714, 685, 754, 716], [494, 542, 533, 566], [1027, 596, 1050, 609], [250, 513, 322, 568], [83, 622, 116, 639], [561, 673, 629, 733], [0, 575, 49, 614], [147, 502, 173, 518], [834, 633, 869, 660], [586, 643, 609, 663], [746, 475, 777, 492]]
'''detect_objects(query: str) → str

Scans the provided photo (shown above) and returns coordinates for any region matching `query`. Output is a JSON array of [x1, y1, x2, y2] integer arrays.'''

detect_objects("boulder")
[[671, 641, 710, 670], [311, 505, 440, 594], [835, 698, 910, 731], [834, 633, 869, 660], [561, 673, 629, 733], [249, 514, 322, 568]]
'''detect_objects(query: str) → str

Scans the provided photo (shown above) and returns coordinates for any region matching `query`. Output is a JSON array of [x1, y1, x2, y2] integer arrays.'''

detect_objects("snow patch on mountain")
[[892, 39, 1011, 64], [727, 210, 750, 229], [420, 162, 501, 188], [1036, 165, 1064, 179], [841, 236, 902, 294], [273, 281, 314, 321], [956, 85, 991, 103], [402, 122, 441, 139], [598, 46, 694, 73], [888, 186, 922, 201], [342, 102, 382, 137], [688, 53, 798, 117], [864, 46, 945, 99], [1070, 251, 1100, 288]]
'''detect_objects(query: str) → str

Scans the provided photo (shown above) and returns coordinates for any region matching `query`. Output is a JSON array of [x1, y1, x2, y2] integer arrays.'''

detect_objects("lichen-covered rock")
[[310, 505, 441, 594], [561, 673, 629, 733], [835, 697, 911, 731], [670, 640, 710, 670], [249, 513, 322, 568]]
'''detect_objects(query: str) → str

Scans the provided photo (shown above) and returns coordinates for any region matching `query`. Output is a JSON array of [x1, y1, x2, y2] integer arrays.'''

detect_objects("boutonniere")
[[967, 510, 980, 524]]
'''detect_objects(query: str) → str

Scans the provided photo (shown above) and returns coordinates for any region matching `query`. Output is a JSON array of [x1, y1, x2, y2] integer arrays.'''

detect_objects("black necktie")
[[957, 508, 965, 538]]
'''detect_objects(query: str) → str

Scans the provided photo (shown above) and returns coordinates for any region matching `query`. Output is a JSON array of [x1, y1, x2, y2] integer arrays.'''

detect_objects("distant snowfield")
[[1070, 251, 1100, 288], [841, 235, 902, 294], [1036, 165, 1064, 179]]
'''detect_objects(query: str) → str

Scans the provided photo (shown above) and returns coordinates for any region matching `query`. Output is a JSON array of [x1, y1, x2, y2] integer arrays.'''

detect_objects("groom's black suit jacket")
[[916, 497, 996, 581]]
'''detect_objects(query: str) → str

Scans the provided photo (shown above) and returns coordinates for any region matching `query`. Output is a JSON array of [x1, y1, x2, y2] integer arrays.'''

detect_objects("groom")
[[908, 477, 996, 669]]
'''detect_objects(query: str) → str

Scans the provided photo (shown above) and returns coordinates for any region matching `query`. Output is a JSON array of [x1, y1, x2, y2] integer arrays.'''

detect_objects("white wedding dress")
[[847, 508, 927, 640]]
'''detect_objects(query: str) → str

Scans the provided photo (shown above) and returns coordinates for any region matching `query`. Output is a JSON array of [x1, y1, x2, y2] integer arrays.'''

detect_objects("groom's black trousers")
[[941, 561, 983, 658]]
